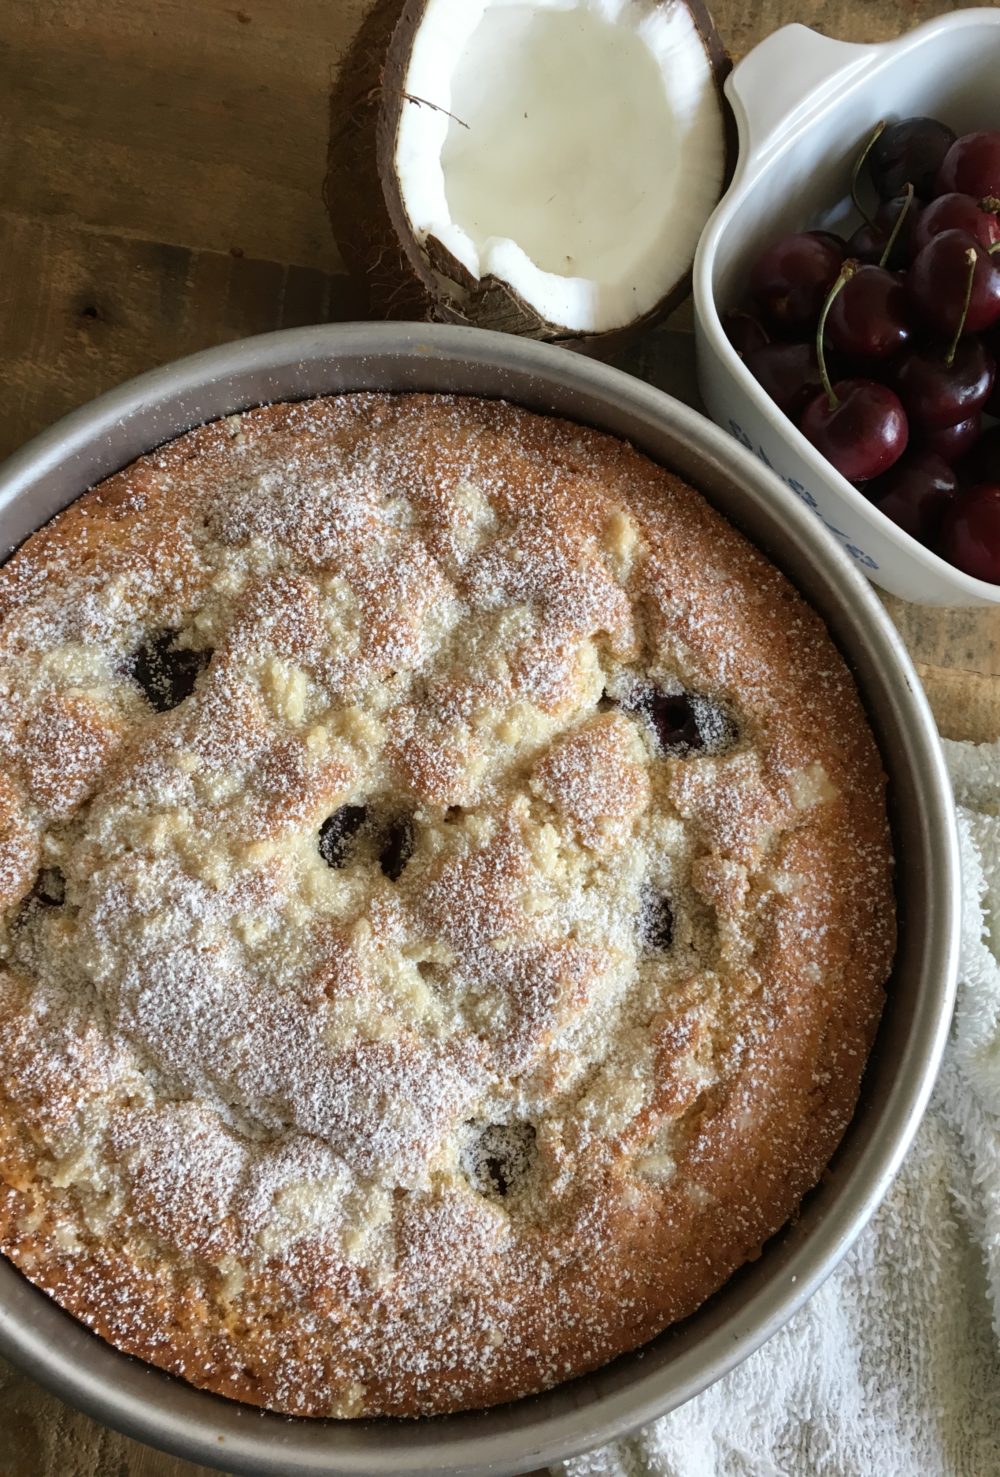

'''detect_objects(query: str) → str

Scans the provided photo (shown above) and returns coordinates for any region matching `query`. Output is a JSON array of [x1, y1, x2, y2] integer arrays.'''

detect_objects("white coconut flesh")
[[393, 0, 727, 335]]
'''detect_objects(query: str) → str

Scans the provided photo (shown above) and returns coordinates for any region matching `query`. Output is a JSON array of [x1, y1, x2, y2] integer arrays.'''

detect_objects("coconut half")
[[326, 0, 732, 350]]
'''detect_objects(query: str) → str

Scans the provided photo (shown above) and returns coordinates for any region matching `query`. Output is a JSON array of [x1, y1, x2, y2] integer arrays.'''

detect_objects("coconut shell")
[[324, 0, 432, 321], [325, 0, 735, 355]]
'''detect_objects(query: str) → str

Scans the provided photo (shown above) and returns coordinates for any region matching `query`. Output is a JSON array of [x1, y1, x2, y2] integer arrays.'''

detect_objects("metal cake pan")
[[0, 323, 959, 1475]]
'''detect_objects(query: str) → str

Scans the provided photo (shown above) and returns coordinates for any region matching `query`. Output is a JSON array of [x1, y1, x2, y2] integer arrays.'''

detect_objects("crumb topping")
[[0, 394, 894, 1418]]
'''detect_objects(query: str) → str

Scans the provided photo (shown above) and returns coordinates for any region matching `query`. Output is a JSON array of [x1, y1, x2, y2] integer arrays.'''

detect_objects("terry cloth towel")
[[559, 737, 1000, 1477]]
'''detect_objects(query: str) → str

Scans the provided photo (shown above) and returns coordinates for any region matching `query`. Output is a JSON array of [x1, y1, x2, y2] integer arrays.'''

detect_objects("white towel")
[[560, 738, 1000, 1477]]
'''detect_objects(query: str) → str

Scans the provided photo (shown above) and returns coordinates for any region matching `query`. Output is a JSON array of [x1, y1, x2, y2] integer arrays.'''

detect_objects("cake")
[[0, 393, 894, 1417]]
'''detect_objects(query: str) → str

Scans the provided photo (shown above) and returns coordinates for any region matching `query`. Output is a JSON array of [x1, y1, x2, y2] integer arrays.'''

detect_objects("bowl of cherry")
[[694, 8, 1000, 605]]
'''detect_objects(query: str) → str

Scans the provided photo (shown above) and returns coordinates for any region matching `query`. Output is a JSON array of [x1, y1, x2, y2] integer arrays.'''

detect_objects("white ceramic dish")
[[693, 7, 1000, 606]]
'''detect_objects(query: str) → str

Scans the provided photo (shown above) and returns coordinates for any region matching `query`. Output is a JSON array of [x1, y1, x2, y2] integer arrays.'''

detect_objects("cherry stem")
[[816, 261, 856, 411], [878, 182, 914, 269], [981, 196, 1000, 215], [944, 248, 978, 369], [851, 119, 887, 227]]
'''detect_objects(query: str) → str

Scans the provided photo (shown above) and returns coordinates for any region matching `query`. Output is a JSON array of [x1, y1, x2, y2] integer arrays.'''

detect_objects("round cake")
[[0, 393, 894, 1418]]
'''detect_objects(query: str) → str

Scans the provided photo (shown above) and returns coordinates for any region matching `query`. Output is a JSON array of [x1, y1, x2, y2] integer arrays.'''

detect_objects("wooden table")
[[0, 2, 996, 1472]]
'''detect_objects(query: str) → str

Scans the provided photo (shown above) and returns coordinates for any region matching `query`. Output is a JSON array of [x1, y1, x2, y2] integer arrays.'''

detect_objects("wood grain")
[[0, 211, 363, 461], [0, 1, 374, 272], [0, 0, 996, 1473]]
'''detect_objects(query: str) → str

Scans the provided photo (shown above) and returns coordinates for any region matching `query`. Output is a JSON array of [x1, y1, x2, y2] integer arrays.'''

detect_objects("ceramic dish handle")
[[726, 24, 876, 185]]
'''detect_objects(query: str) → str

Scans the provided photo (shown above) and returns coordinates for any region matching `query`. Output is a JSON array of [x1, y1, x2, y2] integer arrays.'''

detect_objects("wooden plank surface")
[[0, 1, 995, 1473]]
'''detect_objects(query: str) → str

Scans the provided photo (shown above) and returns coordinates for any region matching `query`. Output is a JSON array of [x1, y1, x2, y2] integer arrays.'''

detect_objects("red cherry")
[[922, 413, 982, 464], [986, 375, 1000, 420], [800, 379, 908, 482], [940, 482, 1000, 582], [825, 264, 911, 360], [935, 131, 1000, 201], [894, 340, 995, 429], [724, 311, 769, 359], [907, 230, 1000, 336], [847, 194, 924, 268], [745, 341, 826, 419], [981, 322, 1000, 416], [846, 222, 886, 266], [913, 193, 1000, 253], [749, 232, 846, 335], [865, 451, 957, 543], [869, 117, 956, 200], [960, 425, 1000, 485]]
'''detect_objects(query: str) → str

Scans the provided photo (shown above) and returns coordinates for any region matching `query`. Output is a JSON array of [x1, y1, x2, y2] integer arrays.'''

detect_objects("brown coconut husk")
[[324, 0, 431, 321]]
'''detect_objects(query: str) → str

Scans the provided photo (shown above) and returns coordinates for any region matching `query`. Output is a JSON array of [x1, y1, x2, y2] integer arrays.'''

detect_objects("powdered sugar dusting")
[[0, 393, 894, 1418]]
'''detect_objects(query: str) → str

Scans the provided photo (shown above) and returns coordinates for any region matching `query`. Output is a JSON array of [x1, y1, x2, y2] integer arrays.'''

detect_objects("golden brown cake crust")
[[0, 393, 894, 1417]]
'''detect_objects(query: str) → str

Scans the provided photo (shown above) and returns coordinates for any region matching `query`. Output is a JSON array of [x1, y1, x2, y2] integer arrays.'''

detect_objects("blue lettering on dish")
[[727, 419, 879, 570]]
